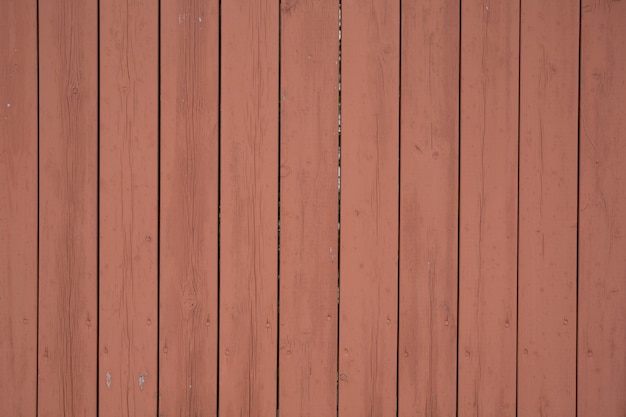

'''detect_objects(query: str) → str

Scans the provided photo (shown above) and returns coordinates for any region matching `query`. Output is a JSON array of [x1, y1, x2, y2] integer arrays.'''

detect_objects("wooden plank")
[[278, 1, 339, 416], [517, 0, 579, 415], [159, 0, 220, 415], [219, 1, 279, 416], [578, 1, 626, 416], [99, 0, 159, 415], [0, 1, 38, 415], [398, 0, 459, 415], [458, 1, 519, 416], [37, 0, 99, 415], [338, 1, 399, 416]]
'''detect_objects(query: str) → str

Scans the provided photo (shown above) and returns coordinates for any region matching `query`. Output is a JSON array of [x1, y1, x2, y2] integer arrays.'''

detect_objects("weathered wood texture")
[[458, 1, 520, 416], [159, 1, 220, 416], [398, 0, 459, 415], [38, 0, 99, 416], [0, 1, 38, 416], [219, 1, 279, 416], [339, 1, 400, 416], [517, 0, 579, 416], [3, 3, 626, 416], [578, 1, 626, 416], [279, 1, 339, 416], [99, 0, 159, 415]]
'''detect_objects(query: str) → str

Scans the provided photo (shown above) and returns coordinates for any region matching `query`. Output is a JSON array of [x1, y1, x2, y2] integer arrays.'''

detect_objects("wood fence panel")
[[398, 1, 459, 415], [0, 1, 38, 415], [517, 1, 579, 416], [458, 1, 519, 416], [38, 0, 99, 415], [278, 1, 339, 416], [219, 1, 279, 416], [159, 1, 220, 416], [338, 1, 399, 416], [99, 0, 159, 415], [579, 1, 626, 416]]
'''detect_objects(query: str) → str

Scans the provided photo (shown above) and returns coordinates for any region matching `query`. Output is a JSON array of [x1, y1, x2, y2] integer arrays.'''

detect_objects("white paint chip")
[[106, 372, 112, 388], [138, 372, 147, 391]]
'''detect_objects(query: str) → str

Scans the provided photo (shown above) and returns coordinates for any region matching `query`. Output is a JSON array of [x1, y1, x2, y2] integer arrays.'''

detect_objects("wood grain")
[[517, 0, 579, 415], [279, 1, 339, 415], [398, 1, 459, 415], [0, 1, 38, 415], [37, 0, 99, 415], [338, 1, 400, 416], [219, 1, 279, 416], [578, 1, 626, 416], [159, 0, 220, 415], [99, 0, 159, 415], [458, 1, 519, 416]]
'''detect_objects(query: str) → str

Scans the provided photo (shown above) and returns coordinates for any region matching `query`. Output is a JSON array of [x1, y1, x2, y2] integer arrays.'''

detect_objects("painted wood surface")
[[98, 0, 159, 415], [2, 3, 626, 416], [159, 1, 220, 416], [278, 1, 339, 416], [0, 1, 38, 415], [578, 1, 626, 416], [517, 0, 579, 415], [219, 1, 279, 416], [37, 0, 99, 416], [458, 1, 520, 416], [339, 1, 400, 416], [398, 0, 459, 415]]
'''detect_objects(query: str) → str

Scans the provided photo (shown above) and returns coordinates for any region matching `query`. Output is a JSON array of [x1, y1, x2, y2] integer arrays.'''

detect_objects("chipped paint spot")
[[138, 372, 147, 391], [106, 372, 111, 389]]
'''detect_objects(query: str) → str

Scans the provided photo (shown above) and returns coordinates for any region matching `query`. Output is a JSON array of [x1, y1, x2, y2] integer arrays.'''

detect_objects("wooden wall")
[[1, 0, 624, 416]]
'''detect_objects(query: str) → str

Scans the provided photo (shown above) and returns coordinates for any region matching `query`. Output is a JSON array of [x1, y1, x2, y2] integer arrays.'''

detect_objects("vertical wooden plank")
[[38, 0, 99, 415], [0, 1, 38, 415], [398, 0, 459, 415], [338, 1, 399, 416], [458, 1, 519, 416], [99, 0, 159, 415], [279, 1, 339, 416], [517, 0, 579, 415], [219, 1, 279, 416], [159, 0, 219, 415], [579, 1, 626, 416]]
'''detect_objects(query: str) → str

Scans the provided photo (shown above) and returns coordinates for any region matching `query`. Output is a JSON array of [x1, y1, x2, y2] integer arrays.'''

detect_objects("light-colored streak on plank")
[[219, 1, 279, 416], [99, 0, 159, 415], [578, 1, 626, 416], [458, 1, 519, 416], [398, 0, 460, 416], [0, 0, 38, 415], [338, 1, 400, 416]]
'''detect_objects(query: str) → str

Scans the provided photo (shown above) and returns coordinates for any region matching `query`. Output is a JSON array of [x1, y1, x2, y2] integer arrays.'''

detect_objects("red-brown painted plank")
[[517, 0, 579, 415], [578, 1, 626, 416], [458, 1, 519, 416], [219, 1, 279, 416], [37, 0, 99, 415], [0, 1, 38, 415], [159, 1, 219, 416], [99, 0, 159, 415], [279, 1, 339, 415], [398, 1, 459, 415], [338, 1, 399, 416]]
